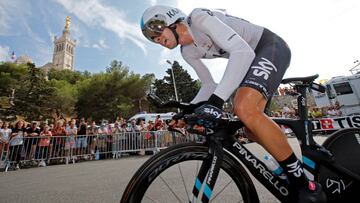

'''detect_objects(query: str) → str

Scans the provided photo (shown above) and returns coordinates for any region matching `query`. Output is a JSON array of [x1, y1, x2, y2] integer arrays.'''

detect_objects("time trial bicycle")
[[121, 74, 360, 203]]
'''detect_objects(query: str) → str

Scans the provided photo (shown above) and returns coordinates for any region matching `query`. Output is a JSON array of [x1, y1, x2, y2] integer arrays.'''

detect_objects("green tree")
[[152, 61, 199, 111], [0, 62, 28, 98], [12, 63, 55, 120], [0, 63, 29, 119], [76, 60, 152, 121], [48, 79, 78, 120], [48, 68, 87, 84]]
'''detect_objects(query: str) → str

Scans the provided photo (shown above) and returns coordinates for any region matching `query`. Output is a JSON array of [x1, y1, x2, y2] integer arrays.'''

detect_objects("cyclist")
[[140, 5, 326, 202]]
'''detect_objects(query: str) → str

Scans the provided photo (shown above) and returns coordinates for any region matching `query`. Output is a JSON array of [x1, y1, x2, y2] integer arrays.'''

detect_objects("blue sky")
[[1, 0, 359, 82]]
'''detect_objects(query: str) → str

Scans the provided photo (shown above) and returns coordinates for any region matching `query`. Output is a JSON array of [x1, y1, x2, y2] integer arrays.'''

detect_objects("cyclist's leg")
[[234, 27, 293, 161], [234, 28, 326, 202], [240, 98, 272, 143], [234, 88, 293, 161]]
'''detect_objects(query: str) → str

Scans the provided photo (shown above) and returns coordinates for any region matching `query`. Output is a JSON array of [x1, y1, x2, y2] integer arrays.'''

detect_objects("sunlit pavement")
[[0, 137, 326, 203]]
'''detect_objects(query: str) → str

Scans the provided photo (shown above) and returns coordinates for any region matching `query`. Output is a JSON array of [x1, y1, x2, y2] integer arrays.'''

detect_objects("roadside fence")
[[0, 131, 203, 172]]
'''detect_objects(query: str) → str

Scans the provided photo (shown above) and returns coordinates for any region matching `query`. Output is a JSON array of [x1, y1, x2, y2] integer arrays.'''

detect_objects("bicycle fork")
[[191, 134, 224, 203]]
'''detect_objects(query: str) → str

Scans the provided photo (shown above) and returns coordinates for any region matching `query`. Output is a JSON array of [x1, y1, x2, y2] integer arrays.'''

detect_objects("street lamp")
[[166, 60, 179, 102]]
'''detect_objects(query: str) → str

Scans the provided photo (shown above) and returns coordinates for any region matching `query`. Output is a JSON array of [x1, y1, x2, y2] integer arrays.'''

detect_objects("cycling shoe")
[[297, 181, 327, 203]]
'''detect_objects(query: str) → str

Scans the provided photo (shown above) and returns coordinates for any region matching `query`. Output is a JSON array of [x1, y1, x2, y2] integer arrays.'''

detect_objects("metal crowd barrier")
[[0, 130, 202, 172]]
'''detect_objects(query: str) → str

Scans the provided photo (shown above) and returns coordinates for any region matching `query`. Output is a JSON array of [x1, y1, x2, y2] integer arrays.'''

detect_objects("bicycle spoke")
[[144, 195, 159, 203], [159, 175, 183, 203], [137, 159, 247, 203], [210, 179, 234, 202], [178, 163, 191, 202]]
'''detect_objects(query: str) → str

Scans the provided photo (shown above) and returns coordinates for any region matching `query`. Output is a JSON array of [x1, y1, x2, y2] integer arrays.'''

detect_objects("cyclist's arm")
[[191, 9, 255, 102], [181, 49, 217, 104]]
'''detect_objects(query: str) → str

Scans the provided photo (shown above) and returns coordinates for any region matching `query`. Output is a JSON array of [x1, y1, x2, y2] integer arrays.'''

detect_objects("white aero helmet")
[[140, 5, 186, 43]]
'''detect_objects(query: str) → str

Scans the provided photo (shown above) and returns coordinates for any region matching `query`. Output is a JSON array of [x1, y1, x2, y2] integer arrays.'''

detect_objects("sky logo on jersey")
[[251, 57, 278, 80]]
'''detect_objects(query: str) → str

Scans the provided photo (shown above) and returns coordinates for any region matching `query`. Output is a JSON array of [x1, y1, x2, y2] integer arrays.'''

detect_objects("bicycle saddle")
[[281, 74, 319, 84]]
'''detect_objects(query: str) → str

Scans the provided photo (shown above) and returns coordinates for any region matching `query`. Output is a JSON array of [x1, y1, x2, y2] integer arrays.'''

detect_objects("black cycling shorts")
[[240, 28, 291, 100]]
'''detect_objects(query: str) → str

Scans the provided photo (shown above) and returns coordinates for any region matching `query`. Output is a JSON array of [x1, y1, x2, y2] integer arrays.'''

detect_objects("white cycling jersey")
[[181, 8, 264, 104]]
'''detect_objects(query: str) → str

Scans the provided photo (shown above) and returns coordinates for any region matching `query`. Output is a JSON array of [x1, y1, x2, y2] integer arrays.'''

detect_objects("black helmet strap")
[[169, 24, 179, 45]]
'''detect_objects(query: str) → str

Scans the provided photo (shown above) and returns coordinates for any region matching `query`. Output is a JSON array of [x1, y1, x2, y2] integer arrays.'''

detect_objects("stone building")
[[52, 16, 76, 71]]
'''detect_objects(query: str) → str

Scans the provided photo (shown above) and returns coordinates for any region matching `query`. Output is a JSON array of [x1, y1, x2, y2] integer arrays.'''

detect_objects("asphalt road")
[[0, 137, 326, 203]]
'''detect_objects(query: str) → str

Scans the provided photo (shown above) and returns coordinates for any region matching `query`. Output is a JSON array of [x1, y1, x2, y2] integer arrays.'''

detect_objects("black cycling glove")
[[194, 94, 225, 128]]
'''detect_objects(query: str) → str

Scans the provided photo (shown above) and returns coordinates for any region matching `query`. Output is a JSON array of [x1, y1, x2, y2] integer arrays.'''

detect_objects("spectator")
[[310, 107, 323, 118], [116, 116, 125, 125], [111, 121, 124, 158], [282, 104, 295, 118], [137, 119, 147, 132], [147, 120, 155, 131], [125, 120, 137, 132], [37, 125, 52, 167], [145, 120, 156, 147], [112, 122, 123, 134], [272, 111, 282, 118], [321, 107, 328, 117], [0, 120, 4, 154], [124, 120, 139, 154], [0, 121, 11, 167], [76, 118, 88, 158], [278, 87, 285, 96], [0, 121, 11, 152], [65, 121, 77, 164], [334, 101, 343, 116], [25, 121, 41, 161], [49, 123, 54, 131], [154, 115, 164, 131], [9, 120, 26, 170], [327, 107, 338, 117], [51, 120, 66, 160], [97, 122, 109, 159], [284, 87, 290, 95], [87, 121, 98, 160], [105, 122, 113, 159], [39, 120, 48, 132], [121, 122, 129, 151]]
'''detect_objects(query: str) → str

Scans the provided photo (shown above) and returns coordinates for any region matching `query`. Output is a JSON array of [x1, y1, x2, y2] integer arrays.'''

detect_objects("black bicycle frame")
[[190, 84, 333, 202]]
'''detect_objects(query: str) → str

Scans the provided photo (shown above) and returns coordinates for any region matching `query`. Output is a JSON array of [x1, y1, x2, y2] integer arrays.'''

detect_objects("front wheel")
[[121, 142, 259, 203]]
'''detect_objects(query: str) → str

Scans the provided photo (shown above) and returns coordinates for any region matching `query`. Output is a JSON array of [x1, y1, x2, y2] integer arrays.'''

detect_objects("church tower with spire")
[[52, 16, 76, 70]]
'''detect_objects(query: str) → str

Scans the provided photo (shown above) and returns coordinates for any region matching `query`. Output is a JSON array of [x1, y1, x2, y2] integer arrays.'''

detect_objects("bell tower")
[[52, 16, 76, 70]]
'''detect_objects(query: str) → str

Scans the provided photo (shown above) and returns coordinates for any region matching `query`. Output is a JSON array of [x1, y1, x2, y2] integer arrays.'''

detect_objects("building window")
[[333, 82, 353, 95]]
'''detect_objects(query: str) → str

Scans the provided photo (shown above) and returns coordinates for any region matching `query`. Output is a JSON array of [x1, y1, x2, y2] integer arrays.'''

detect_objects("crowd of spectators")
[[0, 115, 171, 170], [0, 98, 345, 171], [276, 87, 296, 96], [271, 101, 343, 119]]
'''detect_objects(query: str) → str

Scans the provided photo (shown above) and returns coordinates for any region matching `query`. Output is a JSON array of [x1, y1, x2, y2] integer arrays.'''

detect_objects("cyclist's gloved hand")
[[194, 94, 225, 128], [181, 101, 206, 114], [172, 101, 207, 120]]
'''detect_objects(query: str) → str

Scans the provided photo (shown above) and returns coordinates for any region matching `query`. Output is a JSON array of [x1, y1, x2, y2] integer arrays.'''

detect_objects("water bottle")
[[95, 150, 100, 160], [263, 154, 287, 180]]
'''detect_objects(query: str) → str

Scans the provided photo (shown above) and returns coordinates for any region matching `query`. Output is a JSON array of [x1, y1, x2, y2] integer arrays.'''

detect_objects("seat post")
[[295, 84, 309, 120], [295, 84, 318, 146]]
